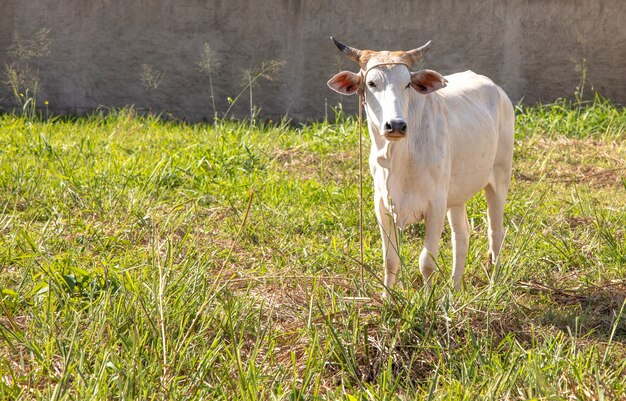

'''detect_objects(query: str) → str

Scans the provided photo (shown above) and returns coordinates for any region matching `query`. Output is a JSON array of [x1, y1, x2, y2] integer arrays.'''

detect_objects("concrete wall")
[[1, 0, 625, 121]]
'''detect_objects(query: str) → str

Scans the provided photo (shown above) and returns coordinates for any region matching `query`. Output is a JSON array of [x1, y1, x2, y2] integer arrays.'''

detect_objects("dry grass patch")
[[515, 135, 626, 187]]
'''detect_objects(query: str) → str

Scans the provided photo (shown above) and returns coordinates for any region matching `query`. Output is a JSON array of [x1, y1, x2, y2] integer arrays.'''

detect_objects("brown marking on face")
[[358, 50, 414, 70]]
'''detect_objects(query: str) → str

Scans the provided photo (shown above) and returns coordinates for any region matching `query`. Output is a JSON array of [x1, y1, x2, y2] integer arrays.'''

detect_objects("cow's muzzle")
[[383, 119, 407, 140]]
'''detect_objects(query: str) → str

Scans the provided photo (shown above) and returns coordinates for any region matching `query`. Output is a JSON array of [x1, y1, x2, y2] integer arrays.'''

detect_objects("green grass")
[[0, 98, 625, 400]]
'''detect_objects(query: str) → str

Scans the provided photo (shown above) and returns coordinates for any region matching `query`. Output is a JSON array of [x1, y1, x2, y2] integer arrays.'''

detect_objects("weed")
[[197, 42, 222, 124], [225, 59, 283, 123], [241, 59, 283, 123], [196, 45, 282, 124], [139, 64, 166, 115], [140, 64, 165, 92], [3, 28, 52, 119]]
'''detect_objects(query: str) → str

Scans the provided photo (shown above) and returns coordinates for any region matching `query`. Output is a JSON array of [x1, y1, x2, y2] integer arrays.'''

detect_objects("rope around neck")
[[358, 92, 364, 291]]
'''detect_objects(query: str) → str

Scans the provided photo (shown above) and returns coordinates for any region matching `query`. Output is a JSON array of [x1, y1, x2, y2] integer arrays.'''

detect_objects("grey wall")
[[1, 0, 625, 121]]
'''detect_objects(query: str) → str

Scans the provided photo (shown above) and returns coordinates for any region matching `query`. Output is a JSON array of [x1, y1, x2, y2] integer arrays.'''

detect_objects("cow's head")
[[327, 37, 447, 141]]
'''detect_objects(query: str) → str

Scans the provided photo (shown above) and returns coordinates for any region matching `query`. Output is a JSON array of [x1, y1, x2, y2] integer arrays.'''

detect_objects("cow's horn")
[[406, 40, 432, 65], [330, 36, 362, 63]]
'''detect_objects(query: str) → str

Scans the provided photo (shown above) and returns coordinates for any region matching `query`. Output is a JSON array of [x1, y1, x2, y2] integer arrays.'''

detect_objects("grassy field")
[[0, 98, 625, 400]]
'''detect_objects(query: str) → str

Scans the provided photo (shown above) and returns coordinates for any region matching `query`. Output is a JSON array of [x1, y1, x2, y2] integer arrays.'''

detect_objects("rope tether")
[[356, 62, 411, 293]]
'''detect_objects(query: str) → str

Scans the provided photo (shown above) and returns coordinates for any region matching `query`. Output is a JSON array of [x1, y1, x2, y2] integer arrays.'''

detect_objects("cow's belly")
[[446, 161, 493, 207], [446, 124, 498, 206], [386, 174, 489, 228]]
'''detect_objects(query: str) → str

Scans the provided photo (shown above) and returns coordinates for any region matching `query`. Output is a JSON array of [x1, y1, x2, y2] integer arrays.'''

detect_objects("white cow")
[[327, 37, 514, 298]]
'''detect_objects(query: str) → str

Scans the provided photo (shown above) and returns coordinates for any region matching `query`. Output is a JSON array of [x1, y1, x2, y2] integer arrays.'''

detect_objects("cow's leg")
[[447, 205, 470, 290], [376, 198, 400, 300], [484, 184, 507, 264], [419, 204, 446, 287]]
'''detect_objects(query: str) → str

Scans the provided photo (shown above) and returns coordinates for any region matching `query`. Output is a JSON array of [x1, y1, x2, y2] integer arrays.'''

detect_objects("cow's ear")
[[410, 70, 447, 94], [327, 71, 362, 96]]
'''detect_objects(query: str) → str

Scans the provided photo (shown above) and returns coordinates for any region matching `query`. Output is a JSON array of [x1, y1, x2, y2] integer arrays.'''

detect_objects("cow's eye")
[[405, 83, 411, 89], [367, 81, 376, 88]]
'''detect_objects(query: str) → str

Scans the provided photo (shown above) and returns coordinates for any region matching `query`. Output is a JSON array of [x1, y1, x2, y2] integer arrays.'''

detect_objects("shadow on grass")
[[519, 279, 626, 341]]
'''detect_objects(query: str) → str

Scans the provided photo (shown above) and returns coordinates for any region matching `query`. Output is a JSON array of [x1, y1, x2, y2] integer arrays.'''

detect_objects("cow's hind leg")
[[486, 101, 513, 265], [484, 182, 508, 264], [377, 198, 400, 300], [447, 205, 470, 290]]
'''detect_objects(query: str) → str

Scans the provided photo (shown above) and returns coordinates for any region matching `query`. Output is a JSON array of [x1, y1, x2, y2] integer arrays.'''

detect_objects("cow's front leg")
[[419, 202, 446, 287], [376, 197, 400, 300]]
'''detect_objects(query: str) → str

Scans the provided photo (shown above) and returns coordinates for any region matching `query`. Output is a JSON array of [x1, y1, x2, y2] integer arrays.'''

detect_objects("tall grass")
[[0, 100, 625, 399], [516, 94, 626, 140]]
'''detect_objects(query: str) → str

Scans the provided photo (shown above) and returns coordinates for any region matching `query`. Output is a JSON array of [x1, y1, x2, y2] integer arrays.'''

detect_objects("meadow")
[[0, 97, 625, 400]]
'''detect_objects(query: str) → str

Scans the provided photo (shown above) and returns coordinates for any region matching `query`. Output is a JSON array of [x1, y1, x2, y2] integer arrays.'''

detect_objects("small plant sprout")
[[197, 42, 222, 124], [574, 57, 589, 104], [140, 63, 165, 113], [140, 64, 165, 91]]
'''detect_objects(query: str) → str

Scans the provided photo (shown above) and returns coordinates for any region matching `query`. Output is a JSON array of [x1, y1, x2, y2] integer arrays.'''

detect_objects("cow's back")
[[432, 71, 514, 206]]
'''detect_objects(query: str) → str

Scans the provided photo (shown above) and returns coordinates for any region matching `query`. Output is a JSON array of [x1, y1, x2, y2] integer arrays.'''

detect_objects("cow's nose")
[[384, 119, 407, 135]]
